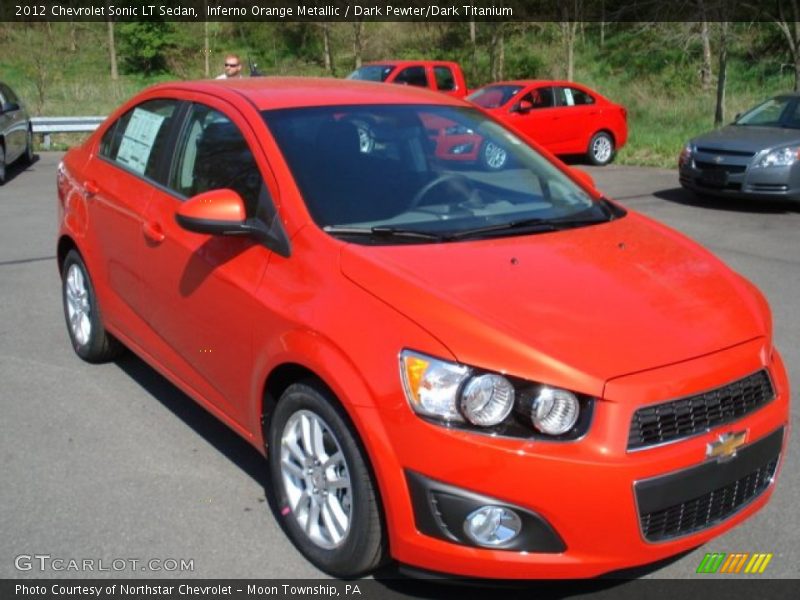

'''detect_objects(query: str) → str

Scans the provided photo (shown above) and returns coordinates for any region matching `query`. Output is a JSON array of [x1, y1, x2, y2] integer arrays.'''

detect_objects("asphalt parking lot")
[[0, 153, 797, 584]]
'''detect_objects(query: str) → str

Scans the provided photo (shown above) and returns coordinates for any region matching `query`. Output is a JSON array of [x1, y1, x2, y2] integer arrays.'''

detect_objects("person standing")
[[216, 54, 243, 79]]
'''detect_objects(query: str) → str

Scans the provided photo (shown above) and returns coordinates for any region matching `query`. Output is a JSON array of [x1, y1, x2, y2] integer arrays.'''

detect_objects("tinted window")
[[264, 105, 608, 241], [168, 104, 269, 217], [98, 99, 178, 183], [433, 66, 456, 91], [394, 66, 428, 87], [468, 85, 525, 108], [526, 87, 555, 109], [1, 85, 19, 105], [558, 87, 595, 106], [346, 65, 394, 82]]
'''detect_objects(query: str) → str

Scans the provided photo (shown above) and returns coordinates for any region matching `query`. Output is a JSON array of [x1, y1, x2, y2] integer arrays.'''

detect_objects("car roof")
[[477, 80, 591, 89], [145, 77, 466, 110], [361, 60, 461, 69]]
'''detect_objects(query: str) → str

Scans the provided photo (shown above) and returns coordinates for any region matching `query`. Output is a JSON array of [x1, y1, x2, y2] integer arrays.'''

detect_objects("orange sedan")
[[57, 78, 788, 578]]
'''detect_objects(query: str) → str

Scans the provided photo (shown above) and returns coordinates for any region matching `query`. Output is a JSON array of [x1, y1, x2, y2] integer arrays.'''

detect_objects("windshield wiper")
[[324, 226, 449, 241], [448, 214, 610, 240]]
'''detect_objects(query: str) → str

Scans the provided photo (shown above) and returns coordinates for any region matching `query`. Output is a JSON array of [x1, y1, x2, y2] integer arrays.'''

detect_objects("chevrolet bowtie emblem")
[[707, 431, 747, 462], [714, 156, 724, 164]]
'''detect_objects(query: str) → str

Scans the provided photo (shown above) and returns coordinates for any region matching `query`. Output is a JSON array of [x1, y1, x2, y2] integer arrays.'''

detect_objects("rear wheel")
[[587, 131, 615, 166], [268, 382, 386, 577], [62, 250, 123, 362]]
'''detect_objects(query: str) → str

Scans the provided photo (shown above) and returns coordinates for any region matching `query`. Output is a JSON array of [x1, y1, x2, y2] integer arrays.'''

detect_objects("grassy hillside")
[[1, 21, 795, 167]]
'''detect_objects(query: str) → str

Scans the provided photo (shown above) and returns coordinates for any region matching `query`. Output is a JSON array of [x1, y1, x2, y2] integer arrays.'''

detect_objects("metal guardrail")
[[31, 116, 106, 149]]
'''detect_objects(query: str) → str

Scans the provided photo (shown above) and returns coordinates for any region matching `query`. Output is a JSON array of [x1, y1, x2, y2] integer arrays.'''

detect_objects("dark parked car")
[[0, 82, 33, 184], [679, 93, 800, 201]]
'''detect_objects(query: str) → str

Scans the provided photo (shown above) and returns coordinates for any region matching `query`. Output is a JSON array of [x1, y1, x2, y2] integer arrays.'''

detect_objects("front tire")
[[24, 128, 34, 164], [268, 382, 386, 577], [61, 250, 123, 362], [587, 131, 615, 166], [0, 142, 6, 185]]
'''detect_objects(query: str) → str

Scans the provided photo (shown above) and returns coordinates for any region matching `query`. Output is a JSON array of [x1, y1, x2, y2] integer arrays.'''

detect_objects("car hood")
[[692, 125, 800, 153], [339, 213, 768, 394]]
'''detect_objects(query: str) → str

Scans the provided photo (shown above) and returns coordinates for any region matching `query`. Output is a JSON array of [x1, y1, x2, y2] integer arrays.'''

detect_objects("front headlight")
[[753, 146, 800, 168], [399, 350, 592, 439], [678, 143, 694, 167]]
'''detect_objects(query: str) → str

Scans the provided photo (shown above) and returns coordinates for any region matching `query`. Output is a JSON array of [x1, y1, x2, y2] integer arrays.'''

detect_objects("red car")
[[347, 60, 469, 98], [468, 80, 628, 167], [57, 78, 788, 579]]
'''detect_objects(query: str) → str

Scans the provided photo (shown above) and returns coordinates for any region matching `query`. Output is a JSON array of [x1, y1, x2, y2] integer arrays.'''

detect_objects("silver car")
[[0, 82, 33, 185], [679, 94, 800, 201]]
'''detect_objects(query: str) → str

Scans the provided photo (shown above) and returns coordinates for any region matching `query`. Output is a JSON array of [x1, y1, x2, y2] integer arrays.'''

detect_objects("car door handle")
[[83, 180, 100, 197], [142, 221, 165, 243]]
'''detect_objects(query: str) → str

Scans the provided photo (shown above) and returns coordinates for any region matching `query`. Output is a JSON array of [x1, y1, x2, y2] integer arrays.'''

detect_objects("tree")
[[107, 19, 118, 80], [117, 21, 174, 74]]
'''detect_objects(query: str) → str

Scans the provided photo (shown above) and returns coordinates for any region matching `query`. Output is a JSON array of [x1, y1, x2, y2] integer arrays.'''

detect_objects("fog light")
[[463, 506, 522, 546], [530, 386, 579, 435]]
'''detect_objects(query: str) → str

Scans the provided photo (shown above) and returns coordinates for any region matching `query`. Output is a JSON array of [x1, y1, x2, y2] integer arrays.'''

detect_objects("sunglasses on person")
[[224, 62, 240, 68]]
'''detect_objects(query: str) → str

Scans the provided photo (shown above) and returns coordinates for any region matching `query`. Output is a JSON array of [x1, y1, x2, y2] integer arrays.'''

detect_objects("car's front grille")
[[640, 457, 778, 542], [696, 147, 755, 157], [695, 161, 747, 174], [635, 427, 783, 543], [628, 370, 774, 450]]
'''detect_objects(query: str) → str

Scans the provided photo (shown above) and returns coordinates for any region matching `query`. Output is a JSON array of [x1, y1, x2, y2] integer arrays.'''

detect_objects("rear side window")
[[433, 66, 456, 91], [394, 66, 428, 87], [99, 99, 179, 182], [559, 87, 595, 106]]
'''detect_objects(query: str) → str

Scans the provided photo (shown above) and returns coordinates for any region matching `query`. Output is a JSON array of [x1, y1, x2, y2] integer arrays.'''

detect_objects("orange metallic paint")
[[57, 78, 790, 579], [177, 189, 247, 223]]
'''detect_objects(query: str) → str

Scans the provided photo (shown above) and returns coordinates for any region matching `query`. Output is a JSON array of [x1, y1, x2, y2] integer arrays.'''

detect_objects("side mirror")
[[514, 100, 533, 114], [175, 189, 248, 236], [175, 189, 291, 257], [570, 167, 596, 190]]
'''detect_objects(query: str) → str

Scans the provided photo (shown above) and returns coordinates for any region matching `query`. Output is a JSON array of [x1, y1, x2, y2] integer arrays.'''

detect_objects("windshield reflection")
[[264, 105, 613, 243]]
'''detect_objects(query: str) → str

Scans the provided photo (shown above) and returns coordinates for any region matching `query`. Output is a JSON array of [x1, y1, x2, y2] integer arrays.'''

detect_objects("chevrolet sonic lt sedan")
[[467, 80, 628, 168], [57, 78, 789, 579], [680, 93, 800, 201]]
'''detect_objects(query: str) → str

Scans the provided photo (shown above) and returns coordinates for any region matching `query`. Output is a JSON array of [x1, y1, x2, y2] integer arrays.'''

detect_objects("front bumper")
[[366, 339, 790, 578], [679, 154, 800, 201]]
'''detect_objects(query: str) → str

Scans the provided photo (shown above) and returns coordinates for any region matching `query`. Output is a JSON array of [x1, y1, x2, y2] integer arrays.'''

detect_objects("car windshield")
[[263, 105, 613, 244], [467, 85, 525, 108], [346, 65, 394, 82], [735, 96, 800, 128]]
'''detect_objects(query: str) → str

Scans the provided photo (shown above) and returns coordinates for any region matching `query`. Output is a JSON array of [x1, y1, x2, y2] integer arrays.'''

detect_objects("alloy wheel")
[[279, 409, 353, 549]]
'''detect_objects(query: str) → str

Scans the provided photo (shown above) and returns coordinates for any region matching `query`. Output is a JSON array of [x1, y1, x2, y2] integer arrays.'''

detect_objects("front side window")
[[98, 99, 178, 182], [526, 87, 555, 109], [394, 66, 428, 87], [168, 103, 269, 217], [264, 105, 615, 244], [467, 85, 524, 109]]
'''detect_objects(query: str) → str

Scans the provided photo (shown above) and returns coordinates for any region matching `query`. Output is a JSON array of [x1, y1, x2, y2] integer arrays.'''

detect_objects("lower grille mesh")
[[640, 458, 778, 542]]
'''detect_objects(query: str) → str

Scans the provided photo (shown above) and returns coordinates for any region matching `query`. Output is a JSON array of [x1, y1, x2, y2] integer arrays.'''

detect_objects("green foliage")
[[1, 20, 797, 164], [118, 21, 175, 74]]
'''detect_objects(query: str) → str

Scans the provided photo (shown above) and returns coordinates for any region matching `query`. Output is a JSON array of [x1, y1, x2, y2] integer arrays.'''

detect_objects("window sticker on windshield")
[[116, 108, 165, 175], [563, 88, 575, 106]]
